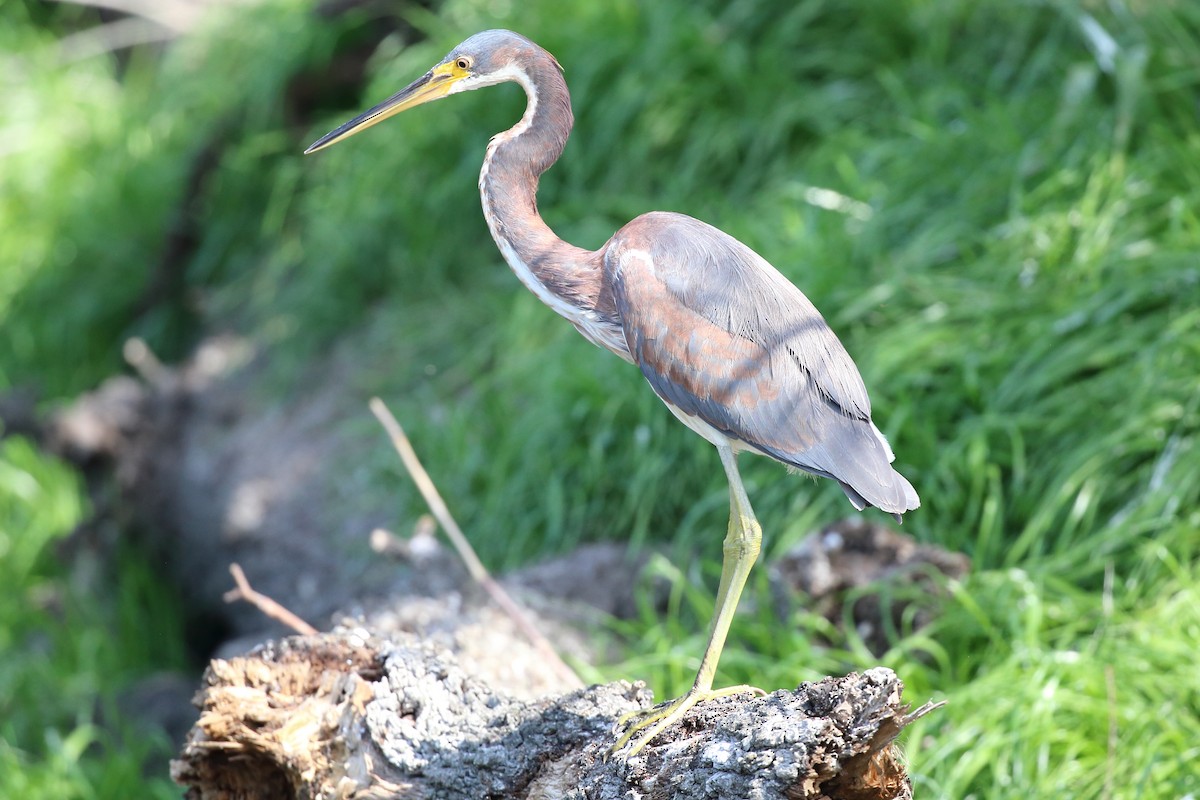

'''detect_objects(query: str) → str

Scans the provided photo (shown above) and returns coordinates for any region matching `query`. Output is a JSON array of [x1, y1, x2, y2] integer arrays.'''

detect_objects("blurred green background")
[[2, 0, 1198, 796]]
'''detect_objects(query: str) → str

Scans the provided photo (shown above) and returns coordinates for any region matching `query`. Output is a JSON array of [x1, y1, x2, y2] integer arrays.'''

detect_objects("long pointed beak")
[[305, 64, 459, 154]]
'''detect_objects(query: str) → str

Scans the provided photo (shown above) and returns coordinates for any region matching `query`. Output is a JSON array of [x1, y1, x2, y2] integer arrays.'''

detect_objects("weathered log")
[[172, 630, 937, 799]]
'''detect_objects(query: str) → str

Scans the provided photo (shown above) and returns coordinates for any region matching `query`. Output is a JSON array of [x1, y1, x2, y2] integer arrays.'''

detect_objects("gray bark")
[[172, 630, 937, 799]]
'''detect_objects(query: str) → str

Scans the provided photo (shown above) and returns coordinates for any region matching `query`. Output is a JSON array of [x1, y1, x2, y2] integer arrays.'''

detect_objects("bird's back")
[[604, 211, 919, 518]]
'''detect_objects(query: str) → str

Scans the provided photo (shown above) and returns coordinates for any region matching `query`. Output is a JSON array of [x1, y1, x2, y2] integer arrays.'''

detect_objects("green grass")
[[0, 437, 183, 798], [2, 0, 1199, 796]]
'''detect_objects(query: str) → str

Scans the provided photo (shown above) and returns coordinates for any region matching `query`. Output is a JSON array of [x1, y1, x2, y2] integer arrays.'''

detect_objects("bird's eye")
[[455, 57, 471, 71]]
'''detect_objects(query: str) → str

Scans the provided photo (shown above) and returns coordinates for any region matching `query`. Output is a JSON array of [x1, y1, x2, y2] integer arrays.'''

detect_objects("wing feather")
[[607, 212, 918, 516]]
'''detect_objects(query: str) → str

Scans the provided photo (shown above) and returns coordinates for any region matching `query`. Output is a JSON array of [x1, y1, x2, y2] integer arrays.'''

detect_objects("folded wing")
[[607, 212, 919, 517]]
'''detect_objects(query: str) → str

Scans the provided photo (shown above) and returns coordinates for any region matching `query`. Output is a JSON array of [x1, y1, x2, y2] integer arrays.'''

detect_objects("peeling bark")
[[172, 631, 938, 799]]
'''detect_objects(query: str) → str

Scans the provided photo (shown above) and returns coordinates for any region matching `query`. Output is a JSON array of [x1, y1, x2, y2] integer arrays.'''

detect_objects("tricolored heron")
[[306, 29, 919, 756]]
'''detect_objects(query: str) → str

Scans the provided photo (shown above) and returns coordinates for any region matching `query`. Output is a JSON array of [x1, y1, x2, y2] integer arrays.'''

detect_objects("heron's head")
[[305, 30, 546, 154]]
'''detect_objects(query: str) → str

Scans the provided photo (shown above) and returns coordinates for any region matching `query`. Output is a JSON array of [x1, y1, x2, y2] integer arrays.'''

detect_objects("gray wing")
[[606, 212, 918, 516]]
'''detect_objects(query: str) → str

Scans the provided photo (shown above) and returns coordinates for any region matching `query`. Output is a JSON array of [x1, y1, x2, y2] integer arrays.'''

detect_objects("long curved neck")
[[479, 56, 603, 314]]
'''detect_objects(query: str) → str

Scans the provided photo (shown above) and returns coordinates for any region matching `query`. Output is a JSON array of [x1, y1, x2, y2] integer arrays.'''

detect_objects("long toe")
[[610, 683, 763, 758]]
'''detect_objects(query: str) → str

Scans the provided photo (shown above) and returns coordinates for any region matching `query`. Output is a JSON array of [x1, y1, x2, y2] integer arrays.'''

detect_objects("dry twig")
[[223, 562, 318, 636], [368, 396, 582, 689]]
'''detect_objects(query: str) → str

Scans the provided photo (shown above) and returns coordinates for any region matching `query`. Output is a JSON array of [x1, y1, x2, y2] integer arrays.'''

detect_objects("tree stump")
[[171, 630, 938, 799]]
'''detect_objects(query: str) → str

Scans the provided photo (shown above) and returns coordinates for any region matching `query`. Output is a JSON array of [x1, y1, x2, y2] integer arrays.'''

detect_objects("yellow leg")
[[612, 444, 765, 756]]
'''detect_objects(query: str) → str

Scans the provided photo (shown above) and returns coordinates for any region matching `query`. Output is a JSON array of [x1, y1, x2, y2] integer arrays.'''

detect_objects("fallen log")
[[172, 630, 938, 799]]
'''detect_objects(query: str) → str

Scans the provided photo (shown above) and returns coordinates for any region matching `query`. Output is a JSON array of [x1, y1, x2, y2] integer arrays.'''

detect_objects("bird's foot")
[[610, 684, 765, 758]]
